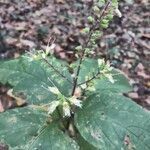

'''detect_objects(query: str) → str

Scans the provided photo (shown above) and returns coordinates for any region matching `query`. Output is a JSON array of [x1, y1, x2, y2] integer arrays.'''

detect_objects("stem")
[[43, 58, 73, 84], [78, 71, 101, 86], [71, 54, 84, 96], [71, 1, 111, 96], [56, 107, 67, 130]]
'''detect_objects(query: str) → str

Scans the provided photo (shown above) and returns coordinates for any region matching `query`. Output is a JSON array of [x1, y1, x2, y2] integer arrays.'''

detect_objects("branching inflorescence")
[[26, 0, 122, 118]]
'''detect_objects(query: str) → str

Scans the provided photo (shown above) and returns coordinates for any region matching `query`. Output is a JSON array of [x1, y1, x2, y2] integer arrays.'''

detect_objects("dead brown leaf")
[[128, 92, 139, 99], [7, 89, 26, 106]]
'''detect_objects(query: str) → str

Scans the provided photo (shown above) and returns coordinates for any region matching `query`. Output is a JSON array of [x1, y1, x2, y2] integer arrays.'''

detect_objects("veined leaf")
[[93, 69, 132, 93], [0, 107, 79, 150], [75, 58, 132, 93], [0, 57, 72, 104], [75, 93, 150, 150], [77, 133, 98, 150], [0, 107, 48, 149], [27, 123, 79, 150], [74, 58, 98, 84]]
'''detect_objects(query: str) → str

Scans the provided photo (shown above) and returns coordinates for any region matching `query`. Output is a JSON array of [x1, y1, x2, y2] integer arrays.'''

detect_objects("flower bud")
[[115, 8, 122, 18], [87, 16, 94, 23], [98, 58, 105, 66], [75, 46, 82, 51], [93, 6, 100, 13], [82, 27, 90, 34], [104, 74, 115, 83], [100, 23, 109, 29]]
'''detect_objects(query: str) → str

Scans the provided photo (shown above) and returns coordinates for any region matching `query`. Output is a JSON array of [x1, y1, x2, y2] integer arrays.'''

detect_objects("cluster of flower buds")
[[80, 59, 115, 92], [47, 86, 82, 117], [26, 43, 56, 61], [98, 58, 115, 83], [93, 0, 121, 29], [75, 0, 121, 56]]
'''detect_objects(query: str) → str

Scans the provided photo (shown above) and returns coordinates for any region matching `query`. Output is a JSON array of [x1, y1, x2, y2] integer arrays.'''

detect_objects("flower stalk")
[[71, 0, 111, 96]]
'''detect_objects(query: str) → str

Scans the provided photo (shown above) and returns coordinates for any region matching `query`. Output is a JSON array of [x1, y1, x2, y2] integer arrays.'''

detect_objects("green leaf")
[[0, 59, 21, 85], [27, 124, 79, 150], [75, 58, 98, 84], [94, 69, 132, 93], [0, 107, 79, 150], [75, 58, 131, 93], [0, 107, 48, 149], [77, 133, 98, 150], [0, 57, 72, 104], [75, 93, 150, 150]]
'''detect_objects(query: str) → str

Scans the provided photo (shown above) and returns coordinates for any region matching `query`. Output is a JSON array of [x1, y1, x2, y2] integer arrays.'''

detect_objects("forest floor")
[[0, 0, 149, 114]]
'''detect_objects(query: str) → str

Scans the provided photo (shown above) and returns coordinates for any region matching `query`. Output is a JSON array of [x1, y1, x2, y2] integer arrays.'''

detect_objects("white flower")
[[41, 53, 46, 59], [63, 101, 71, 117], [69, 96, 82, 108], [115, 8, 122, 18], [48, 87, 61, 95], [105, 74, 115, 84], [71, 73, 76, 78], [105, 61, 113, 71], [80, 84, 87, 89], [98, 58, 105, 66], [46, 43, 56, 55], [106, 61, 110, 67], [48, 101, 59, 114]]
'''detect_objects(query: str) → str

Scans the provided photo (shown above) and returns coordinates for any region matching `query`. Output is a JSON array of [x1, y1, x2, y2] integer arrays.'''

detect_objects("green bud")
[[85, 48, 90, 53], [101, 19, 109, 24], [75, 45, 82, 51], [92, 44, 97, 49], [92, 30, 102, 39], [87, 37, 96, 46], [82, 27, 90, 34], [87, 16, 94, 23], [95, 30, 102, 36], [70, 63, 77, 67], [91, 40, 96, 45], [101, 23, 109, 29], [112, 0, 118, 7], [91, 34, 97, 39], [32, 54, 40, 60], [107, 14, 114, 20], [93, 6, 100, 12], [98, 0, 105, 7]]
